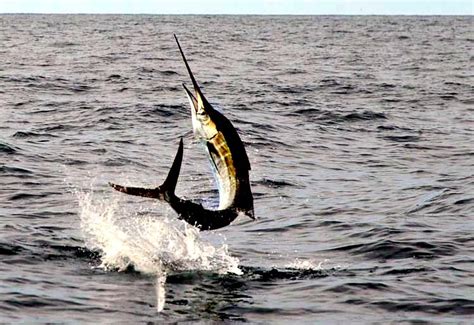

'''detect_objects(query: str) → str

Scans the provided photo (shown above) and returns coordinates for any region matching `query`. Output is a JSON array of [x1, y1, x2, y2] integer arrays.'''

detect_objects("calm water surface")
[[1, 14, 473, 323]]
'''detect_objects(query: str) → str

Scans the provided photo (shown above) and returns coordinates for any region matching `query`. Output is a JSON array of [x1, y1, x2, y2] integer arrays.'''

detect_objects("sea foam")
[[76, 189, 241, 311]]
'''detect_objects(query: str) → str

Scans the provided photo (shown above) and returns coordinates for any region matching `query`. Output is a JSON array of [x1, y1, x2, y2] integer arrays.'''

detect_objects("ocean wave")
[[329, 239, 458, 260], [0, 142, 18, 154]]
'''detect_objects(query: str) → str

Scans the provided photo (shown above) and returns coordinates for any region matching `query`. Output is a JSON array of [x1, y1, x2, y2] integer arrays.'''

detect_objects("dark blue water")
[[1, 14, 473, 323]]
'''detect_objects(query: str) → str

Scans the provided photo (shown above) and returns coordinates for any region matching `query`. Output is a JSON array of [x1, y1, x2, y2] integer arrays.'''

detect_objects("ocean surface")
[[1, 14, 473, 323]]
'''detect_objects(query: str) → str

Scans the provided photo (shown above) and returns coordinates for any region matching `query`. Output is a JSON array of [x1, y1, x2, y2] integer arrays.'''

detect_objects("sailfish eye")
[[197, 110, 207, 118]]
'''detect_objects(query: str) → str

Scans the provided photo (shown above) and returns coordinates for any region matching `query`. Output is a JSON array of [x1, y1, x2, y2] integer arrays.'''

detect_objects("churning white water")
[[76, 189, 241, 310]]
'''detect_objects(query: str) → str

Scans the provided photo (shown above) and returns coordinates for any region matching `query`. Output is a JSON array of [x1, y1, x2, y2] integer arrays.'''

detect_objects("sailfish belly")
[[206, 132, 237, 209]]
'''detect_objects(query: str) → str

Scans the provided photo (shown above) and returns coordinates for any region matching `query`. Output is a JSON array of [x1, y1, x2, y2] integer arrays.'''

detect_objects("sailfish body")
[[176, 35, 254, 218], [109, 35, 254, 230]]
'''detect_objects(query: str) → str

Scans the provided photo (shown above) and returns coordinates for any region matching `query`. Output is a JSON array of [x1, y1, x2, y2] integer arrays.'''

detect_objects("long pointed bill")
[[174, 34, 210, 109]]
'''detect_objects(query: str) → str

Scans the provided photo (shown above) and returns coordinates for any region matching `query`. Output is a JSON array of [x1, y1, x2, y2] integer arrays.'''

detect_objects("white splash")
[[76, 189, 241, 311], [155, 275, 167, 312], [285, 258, 327, 270]]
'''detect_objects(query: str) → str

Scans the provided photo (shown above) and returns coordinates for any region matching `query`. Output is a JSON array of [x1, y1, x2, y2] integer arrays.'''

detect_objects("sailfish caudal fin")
[[159, 137, 183, 195], [109, 138, 184, 202]]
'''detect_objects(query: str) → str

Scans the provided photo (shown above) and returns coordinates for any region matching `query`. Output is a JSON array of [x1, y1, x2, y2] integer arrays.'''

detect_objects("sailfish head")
[[174, 34, 219, 141]]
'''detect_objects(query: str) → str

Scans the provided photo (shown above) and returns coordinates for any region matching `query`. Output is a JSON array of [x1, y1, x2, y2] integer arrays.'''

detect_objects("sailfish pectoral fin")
[[109, 138, 184, 202]]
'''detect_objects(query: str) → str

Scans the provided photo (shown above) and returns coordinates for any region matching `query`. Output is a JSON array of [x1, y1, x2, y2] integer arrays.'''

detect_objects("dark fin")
[[109, 138, 184, 200], [159, 137, 184, 195], [206, 141, 219, 172], [245, 209, 256, 220], [108, 182, 161, 199], [173, 35, 210, 107]]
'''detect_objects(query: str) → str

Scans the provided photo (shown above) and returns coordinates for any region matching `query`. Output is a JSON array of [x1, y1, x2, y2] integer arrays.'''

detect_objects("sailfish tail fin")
[[109, 138, 184, 202], [159, 137, 183, 196]]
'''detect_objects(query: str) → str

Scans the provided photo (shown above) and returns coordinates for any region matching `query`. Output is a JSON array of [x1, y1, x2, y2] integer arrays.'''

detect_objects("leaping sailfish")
[[109, 35, 255, 230]]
